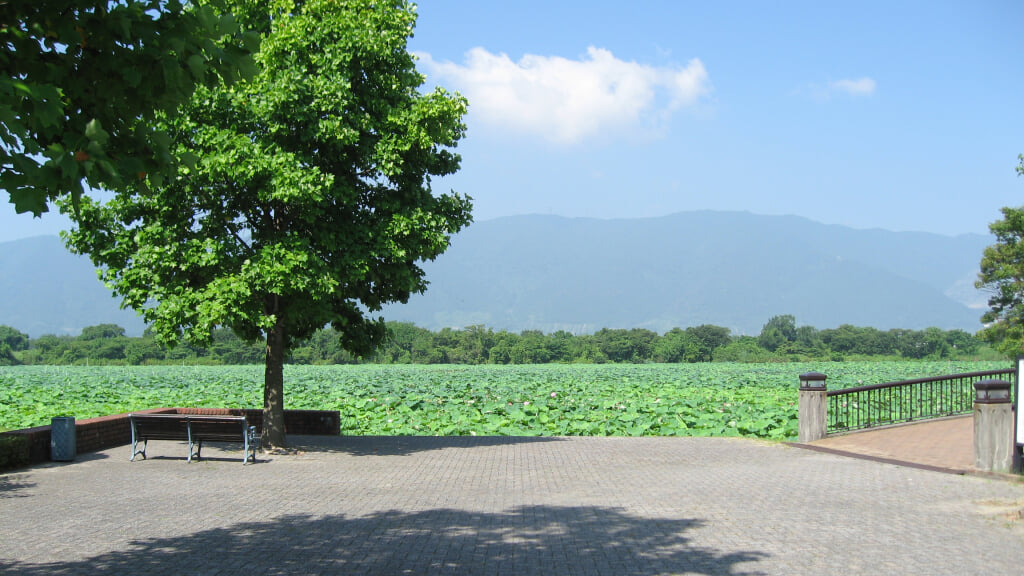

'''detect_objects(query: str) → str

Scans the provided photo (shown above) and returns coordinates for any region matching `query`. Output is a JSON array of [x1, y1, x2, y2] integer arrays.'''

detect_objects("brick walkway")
[[2, 436, 1023, 575], [805, 415, 977, 473]]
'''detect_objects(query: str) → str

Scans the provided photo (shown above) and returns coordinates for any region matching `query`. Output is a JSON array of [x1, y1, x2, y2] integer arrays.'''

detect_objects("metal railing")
[[826, 369, 1016, 434]]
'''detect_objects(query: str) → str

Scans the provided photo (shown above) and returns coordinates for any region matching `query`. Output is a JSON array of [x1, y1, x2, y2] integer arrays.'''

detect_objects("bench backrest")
[[130, 414, 191, 440], [130, 414, 249, 442], [187, 416, 249, 442]]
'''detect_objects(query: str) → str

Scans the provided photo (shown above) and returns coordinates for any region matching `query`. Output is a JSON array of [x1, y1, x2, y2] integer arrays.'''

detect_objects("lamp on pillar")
[[974, 380, 1011, 404], [973, 379, 1014, 473], [797, 372, 828, 442], [799, 372, 827, 391]]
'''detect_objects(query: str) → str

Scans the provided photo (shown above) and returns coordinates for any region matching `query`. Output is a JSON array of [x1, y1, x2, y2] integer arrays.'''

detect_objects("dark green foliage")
[[208, 329, 265, 365], [818, 324, 968, 360], [0, 319, 992, 366], [1, 0, 258, 215], [0, 434, 30, 470], [78, 324, 126, 340], [590, 328, 660, 363], [684, 325, 732, 362], [652, 328, 692, 363], [0, 343, 19, 366], [124, 338, 164, 365], [758, 314, 796, 352], [976, 205, 1024, 355], [0, 325, 28, 365], [0, 326, 29, 351], [712, 337, 777, 363], [944, 329, 980, 355]]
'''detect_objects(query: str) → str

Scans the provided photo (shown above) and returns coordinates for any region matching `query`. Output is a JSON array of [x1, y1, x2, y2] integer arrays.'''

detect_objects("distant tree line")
[[0, 315, 999, 367]]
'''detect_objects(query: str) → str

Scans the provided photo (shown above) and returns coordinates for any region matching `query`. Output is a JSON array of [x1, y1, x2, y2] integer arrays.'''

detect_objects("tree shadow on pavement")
[[0, 475, 35, 498], [288, 434, 566, 457], [0, 505, 768, 575]]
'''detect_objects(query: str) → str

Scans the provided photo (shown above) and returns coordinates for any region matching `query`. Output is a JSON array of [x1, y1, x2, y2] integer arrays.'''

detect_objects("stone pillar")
[[1015, 357, 1023, 474], [798, 372, 828, 443], [973, 379, 1014, 473]]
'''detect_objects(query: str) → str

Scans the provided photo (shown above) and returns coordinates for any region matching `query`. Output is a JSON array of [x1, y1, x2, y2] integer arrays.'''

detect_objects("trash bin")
[[51, 416, 76, 461]]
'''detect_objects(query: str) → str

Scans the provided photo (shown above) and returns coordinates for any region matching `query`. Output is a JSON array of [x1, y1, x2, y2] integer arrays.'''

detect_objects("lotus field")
[[0, 361, 1009, 439]]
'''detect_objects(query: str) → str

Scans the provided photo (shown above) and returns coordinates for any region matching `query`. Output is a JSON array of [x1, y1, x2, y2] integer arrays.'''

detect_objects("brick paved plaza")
[[2, 435, 1023, 575]]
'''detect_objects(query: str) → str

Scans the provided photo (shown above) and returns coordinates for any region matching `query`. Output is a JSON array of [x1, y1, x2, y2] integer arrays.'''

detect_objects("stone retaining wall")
[[1, 408, 340, 465]]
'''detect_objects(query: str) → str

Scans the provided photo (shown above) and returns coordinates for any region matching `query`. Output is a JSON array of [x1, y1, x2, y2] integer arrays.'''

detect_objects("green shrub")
[[0, 434, 30, 470], [0, 342, 19, 366]]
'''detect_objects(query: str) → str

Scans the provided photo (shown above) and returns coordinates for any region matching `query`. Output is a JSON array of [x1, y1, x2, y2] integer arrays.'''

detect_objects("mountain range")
[[0, 234, 147, 337], [0, 211, 993, 337], [380, 211, 991, 335]]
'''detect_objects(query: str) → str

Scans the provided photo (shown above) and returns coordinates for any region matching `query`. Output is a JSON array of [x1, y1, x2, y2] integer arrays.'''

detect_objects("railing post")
[[798, 372, 828, 442], [973, 379, 1014, 473]]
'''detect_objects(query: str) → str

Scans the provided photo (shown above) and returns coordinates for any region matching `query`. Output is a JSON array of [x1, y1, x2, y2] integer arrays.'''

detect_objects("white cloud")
[[829, 77, 876, 96], [416, 47, 710, 144]]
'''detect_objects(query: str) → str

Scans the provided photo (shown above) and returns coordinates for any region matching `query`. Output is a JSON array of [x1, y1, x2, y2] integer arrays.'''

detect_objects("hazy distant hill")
[[0, 236, 146, 337], [381, 211, 991, 335], [0, 212, 992, 337]]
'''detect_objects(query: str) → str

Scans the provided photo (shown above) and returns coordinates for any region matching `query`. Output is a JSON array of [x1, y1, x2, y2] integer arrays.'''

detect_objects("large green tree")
[[684, 324, 731, 362], [64, 0, 472, 447], [0, 325, 29, 351], [974, 155, 1024, 355], [976, 204, 1024, 355], [1, 0, 257, 216], [757, 314, 796, 352]]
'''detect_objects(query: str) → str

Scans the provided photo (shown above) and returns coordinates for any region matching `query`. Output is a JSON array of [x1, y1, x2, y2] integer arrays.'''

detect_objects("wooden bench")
[[129, 413, 259, 464]]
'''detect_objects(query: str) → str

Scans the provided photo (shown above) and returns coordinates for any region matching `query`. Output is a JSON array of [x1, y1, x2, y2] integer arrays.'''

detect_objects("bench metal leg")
[[130, 438, 147, 461], [244, 425, 260, 464], [129, 419, 146, 461]]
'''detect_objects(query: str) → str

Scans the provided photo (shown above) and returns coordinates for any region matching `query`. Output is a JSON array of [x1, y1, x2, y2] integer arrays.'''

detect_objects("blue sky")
[[3, 0, 1022, 242]]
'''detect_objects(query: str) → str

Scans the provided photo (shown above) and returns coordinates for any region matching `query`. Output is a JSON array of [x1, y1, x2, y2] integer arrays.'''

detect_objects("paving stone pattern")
[[809, 415, 977, 472], [1, 436, 1023, 575]]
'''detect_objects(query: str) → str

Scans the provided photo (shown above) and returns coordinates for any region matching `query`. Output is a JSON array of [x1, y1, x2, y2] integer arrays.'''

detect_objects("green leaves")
[[977, 205, 1024, 354], [2, 0, 259, 216], [65, 0, 471, 351], [2, 361, 1003, 435], [60, 1, 471, 446]]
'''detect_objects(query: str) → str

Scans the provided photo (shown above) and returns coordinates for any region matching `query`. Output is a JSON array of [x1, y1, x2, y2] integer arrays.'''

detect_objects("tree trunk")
[[263, 311, 287, 449]]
